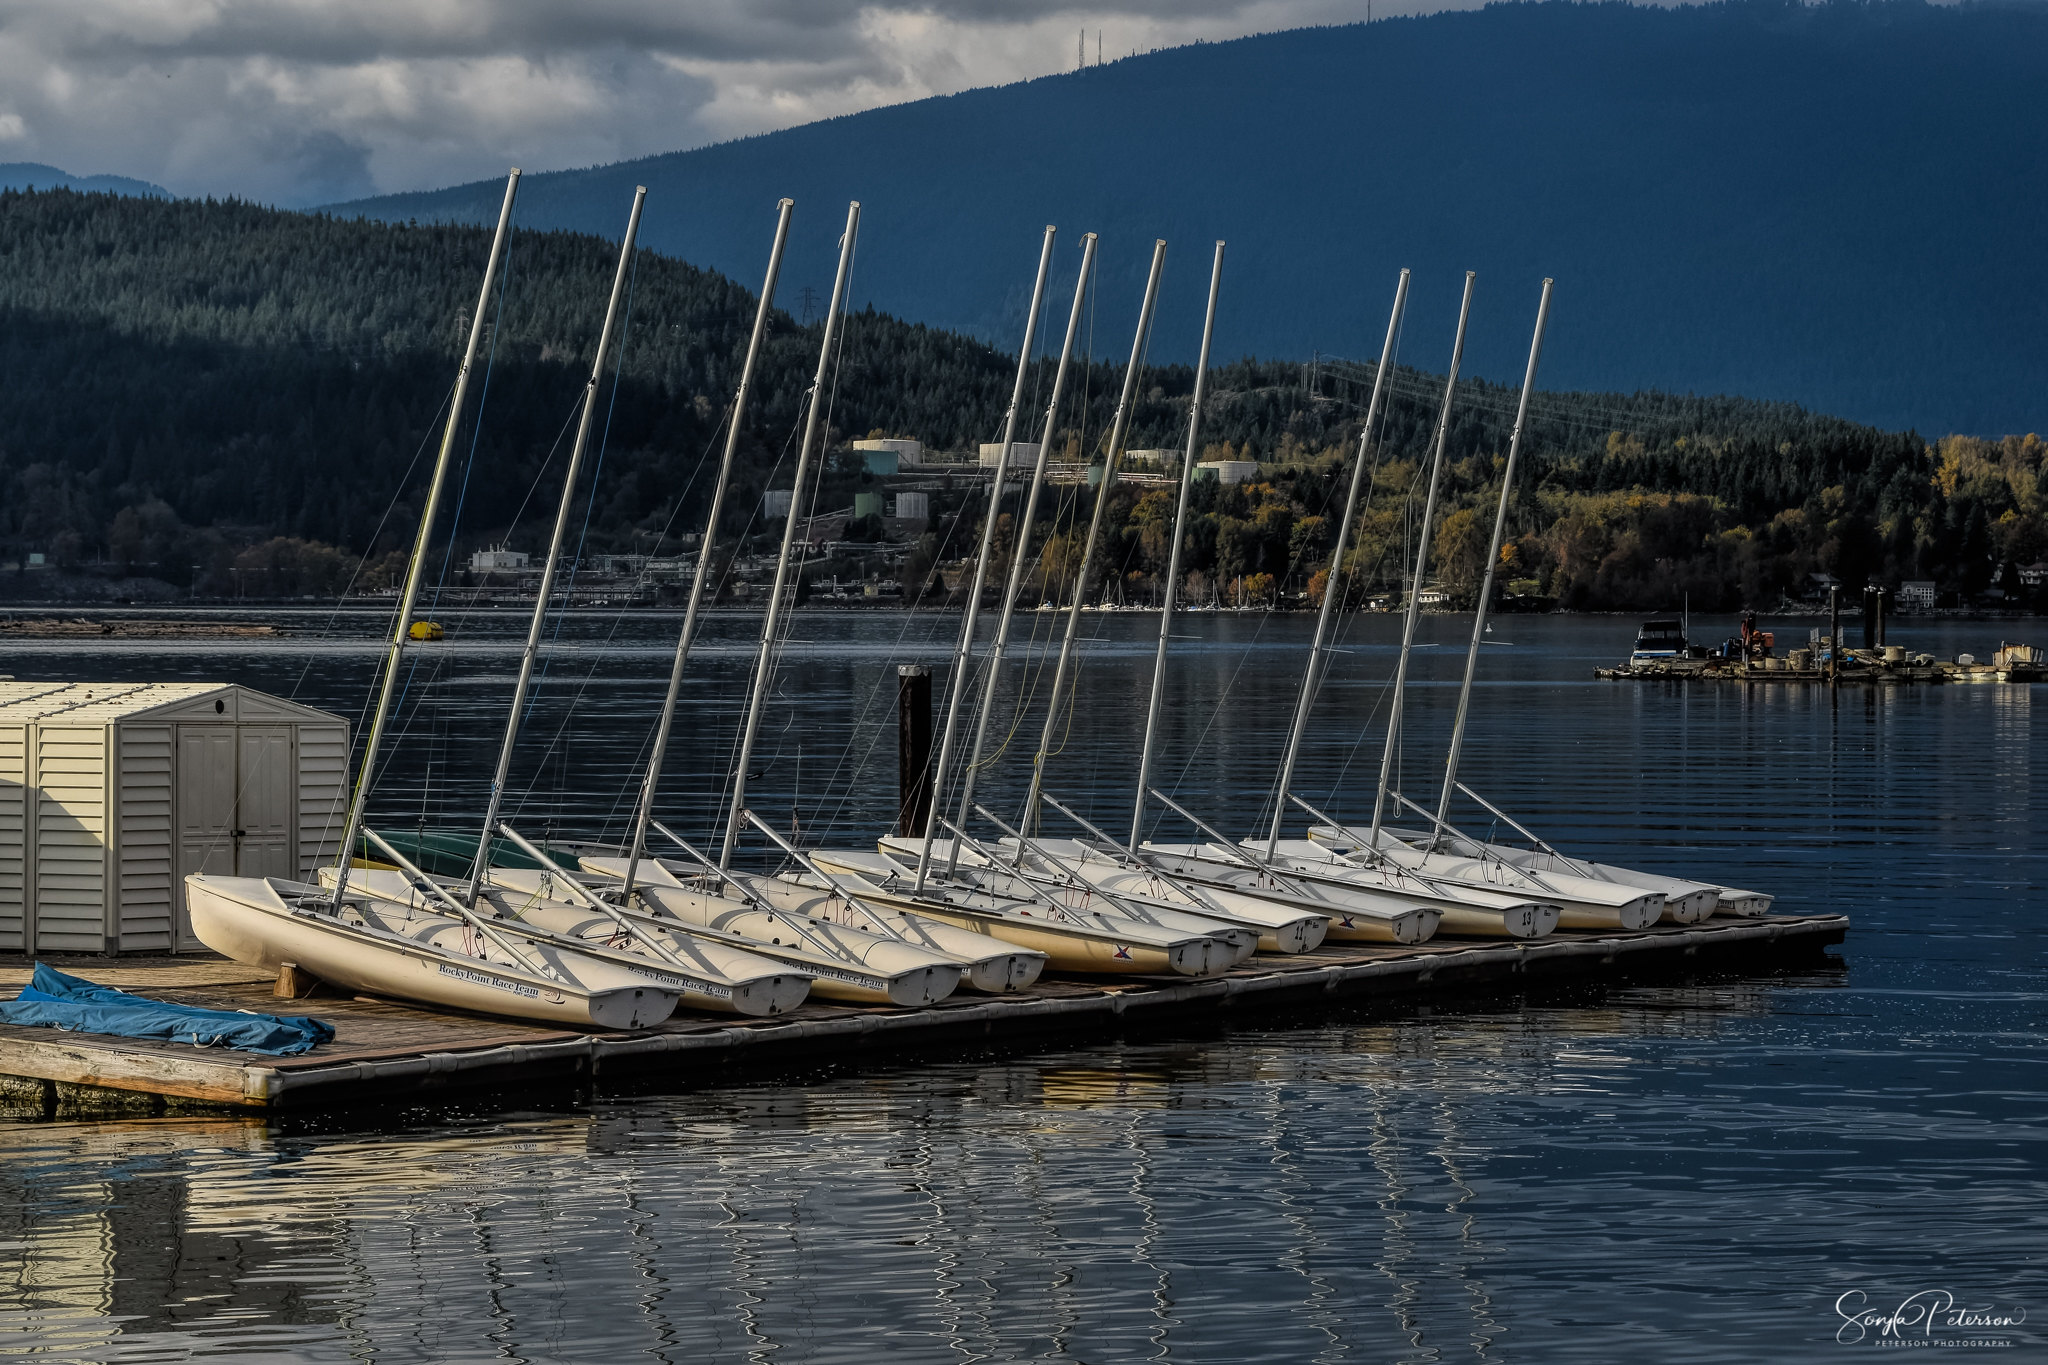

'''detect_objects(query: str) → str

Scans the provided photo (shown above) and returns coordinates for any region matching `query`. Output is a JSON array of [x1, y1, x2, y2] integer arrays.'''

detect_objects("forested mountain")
[[331, 0, 2048, 437], [0, 163, 168, 199], [1, 188, 2042, 613]]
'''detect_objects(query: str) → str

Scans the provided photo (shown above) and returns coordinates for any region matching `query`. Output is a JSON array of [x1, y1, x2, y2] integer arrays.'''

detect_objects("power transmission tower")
[[797, 285, 821, 326]]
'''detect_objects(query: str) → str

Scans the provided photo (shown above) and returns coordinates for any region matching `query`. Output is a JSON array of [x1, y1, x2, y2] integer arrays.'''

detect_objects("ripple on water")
[[1, 614, 2043, 1361]]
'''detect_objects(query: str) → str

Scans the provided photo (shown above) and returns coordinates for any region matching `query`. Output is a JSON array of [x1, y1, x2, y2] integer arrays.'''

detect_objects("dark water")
[[1, 609, 2043, 1361]]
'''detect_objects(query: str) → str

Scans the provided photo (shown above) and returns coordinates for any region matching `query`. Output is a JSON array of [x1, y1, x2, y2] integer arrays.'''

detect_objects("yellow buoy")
[[408, 621, 445, 641]]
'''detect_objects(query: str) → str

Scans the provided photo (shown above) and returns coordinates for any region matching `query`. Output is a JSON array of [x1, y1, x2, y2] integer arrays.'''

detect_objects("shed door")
[[234, 727, 296, 879], [174, 725, 298, 949], [175, 727, 237, 951], [177, 728, 238, 882]]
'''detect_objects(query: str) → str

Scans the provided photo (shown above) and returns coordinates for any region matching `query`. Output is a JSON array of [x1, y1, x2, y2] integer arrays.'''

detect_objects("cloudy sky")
[[0, 0, 1483, 205]]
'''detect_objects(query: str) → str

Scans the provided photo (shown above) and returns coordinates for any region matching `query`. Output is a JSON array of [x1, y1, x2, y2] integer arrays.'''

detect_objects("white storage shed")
[[0, 682, 349, 956]]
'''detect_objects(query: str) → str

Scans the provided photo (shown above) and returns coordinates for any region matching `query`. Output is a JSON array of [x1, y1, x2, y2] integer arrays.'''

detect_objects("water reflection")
[[0, 613, 2042, 1359], [0, 972, 1943, 1365]]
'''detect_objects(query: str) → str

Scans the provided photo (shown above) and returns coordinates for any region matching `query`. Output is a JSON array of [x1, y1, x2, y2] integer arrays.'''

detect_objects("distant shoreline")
[[4, 602, 2043, 624]]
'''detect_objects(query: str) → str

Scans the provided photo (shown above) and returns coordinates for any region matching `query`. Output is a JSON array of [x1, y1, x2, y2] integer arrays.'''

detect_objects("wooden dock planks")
[[0, 914, 1848, 1112]]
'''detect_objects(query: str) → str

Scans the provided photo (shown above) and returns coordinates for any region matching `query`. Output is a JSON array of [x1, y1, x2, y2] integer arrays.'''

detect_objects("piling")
[[1862, 585, 1880, 650], [897, 664, 933, 837], [1829, 586, 1841, 685]]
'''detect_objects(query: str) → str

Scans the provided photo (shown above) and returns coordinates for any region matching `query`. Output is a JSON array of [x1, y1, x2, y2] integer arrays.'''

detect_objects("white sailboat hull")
[[1229, 841, 1564, 939], [730, 872, 1048, 993], [875, 838, 1260, 965], [1373, 825, 1723, 924], [1705, 886, 1773, 917], [968, 837, 1338, 953], [1301, 830, 1665, 931], [321, 867, 813, 1017], [1131, 844, 1445, 944], [808, 849, 1240, 977], [186, 874, 679, 1030], [604, 879, 961, 1007]]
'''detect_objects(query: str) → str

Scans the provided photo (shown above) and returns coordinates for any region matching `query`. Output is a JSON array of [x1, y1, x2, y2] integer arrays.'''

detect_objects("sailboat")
[[436, 200, 975, 1008], [1091, 270, 1556, 942], [1084, 245, 1447, 951], [1314, 275, 1746, 928], [558, 815, 1047, 996], [876, 239, 1345, 963], [1221, 276, 1655, 936], [190, 870, 677, 1030], [185, 176, 691, 1029], [317, 841, 814, 1018], [1362, 783, 1769, 919], [774, 237, 1245, 982], [484, 204, 1066, 1003], [1280, 285, 1657, 934], [807, 845, 1246, 976]]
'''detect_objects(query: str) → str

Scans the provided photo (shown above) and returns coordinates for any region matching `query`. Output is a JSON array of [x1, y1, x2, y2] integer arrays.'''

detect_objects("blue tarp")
[[0, 963, 334, 1056]]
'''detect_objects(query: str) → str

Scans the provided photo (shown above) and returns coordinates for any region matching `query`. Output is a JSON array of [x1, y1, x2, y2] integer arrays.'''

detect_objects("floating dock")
[[0, 913, 1847, 1115], [1597, 655, 2044, 684]]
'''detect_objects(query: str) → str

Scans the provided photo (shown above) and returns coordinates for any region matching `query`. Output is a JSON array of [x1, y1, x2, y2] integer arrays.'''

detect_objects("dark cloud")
[[0, 0, 1415, 203]]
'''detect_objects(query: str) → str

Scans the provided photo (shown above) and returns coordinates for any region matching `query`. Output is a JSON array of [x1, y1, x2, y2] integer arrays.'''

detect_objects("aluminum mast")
[[912, 227, 1057, 882], [719, 201, 862, 868], [1366, 270, 1476, 853], [1018, 239, 1168, 840], [1262, 269, 1410, 859], [331, 168, 520, 910], [1430, 278, 1554, 840], [1128, 240, 1225, 851], [937, 234, 1100, 882], [618, 199, 796, 898], [464, 187, 646, 905]]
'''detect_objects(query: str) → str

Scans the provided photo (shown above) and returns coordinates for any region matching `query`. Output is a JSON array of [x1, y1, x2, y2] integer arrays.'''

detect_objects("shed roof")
[[0, 682, 342, 727]]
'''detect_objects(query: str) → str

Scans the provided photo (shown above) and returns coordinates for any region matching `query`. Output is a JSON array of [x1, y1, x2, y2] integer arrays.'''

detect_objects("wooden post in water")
[[898, 665, 933, 838], [1862, 585, 1879, 651], [1829, 585, 1842, 684], [1876, 588, 1887, 648]]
